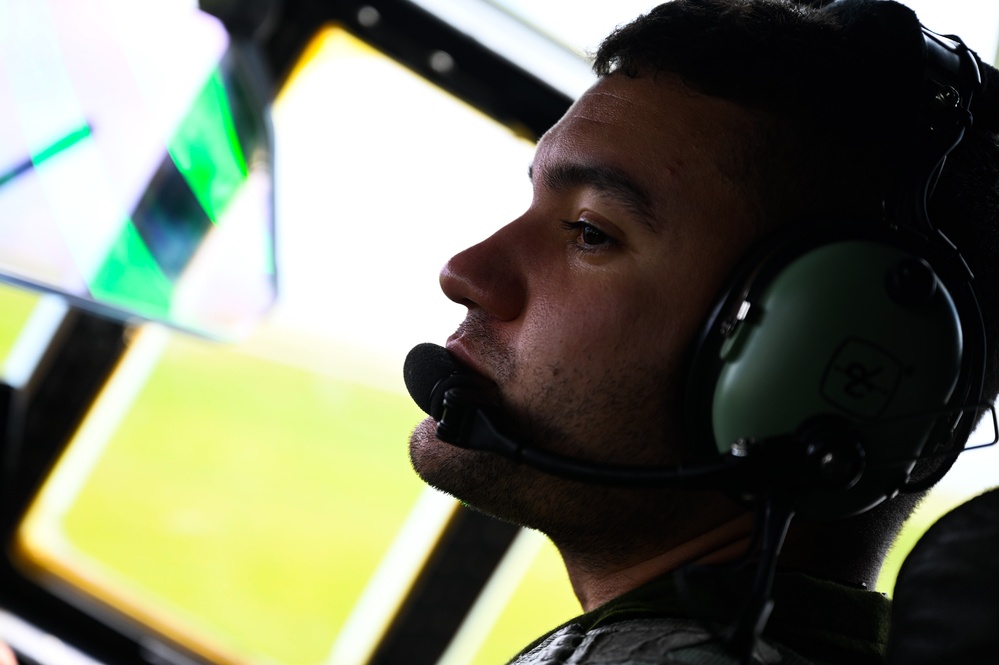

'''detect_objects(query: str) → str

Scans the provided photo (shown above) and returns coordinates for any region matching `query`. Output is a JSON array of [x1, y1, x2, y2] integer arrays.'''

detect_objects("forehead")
[[533, 72, 755, 220]]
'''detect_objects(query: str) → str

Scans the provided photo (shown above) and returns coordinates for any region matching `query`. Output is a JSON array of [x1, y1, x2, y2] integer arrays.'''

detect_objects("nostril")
[[439, 233, 526, 322], [439, 261, 480, 307]]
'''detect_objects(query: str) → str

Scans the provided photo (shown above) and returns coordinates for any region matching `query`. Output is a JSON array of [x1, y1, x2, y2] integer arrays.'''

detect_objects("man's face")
[[410, 72, 763, 546]]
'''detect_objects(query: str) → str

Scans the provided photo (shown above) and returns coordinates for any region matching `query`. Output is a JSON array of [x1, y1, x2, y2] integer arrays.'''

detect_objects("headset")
[[684, 25, 988, 521]]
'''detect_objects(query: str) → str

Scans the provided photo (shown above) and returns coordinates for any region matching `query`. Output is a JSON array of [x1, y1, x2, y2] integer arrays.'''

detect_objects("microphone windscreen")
[[404, 343, 457, 415]]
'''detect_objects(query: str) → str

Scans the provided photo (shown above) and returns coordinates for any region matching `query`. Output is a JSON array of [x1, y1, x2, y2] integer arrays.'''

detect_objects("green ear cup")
[[710, 240, 962, 518]]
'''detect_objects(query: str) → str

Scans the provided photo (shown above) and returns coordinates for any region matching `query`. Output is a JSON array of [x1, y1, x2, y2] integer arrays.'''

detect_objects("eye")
[[562, 220, 613, 250], [580, 224, 608, 247]]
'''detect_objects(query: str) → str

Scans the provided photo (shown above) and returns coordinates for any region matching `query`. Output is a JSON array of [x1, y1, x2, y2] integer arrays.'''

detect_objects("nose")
[[439, 221, 528, 322]]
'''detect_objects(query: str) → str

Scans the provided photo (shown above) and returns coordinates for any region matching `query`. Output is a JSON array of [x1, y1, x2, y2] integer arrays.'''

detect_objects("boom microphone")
[[403, 342, 457, 417], [403, 343, 760, 489]]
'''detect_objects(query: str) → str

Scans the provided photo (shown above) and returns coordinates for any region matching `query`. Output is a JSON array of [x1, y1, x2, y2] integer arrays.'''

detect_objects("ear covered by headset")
[[684, 221, 979, 520]]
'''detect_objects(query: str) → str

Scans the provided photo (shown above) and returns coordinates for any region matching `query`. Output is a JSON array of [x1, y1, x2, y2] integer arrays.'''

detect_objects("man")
[[407, 0, 999, 662]]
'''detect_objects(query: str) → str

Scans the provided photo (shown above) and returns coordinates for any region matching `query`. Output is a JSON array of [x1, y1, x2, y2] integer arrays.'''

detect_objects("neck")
[[778, 517, 889, 590], [558, 512, 755, 611]]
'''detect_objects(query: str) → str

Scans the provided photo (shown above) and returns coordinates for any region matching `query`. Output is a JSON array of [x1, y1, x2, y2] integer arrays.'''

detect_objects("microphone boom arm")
[[437, 386, 751, 489]]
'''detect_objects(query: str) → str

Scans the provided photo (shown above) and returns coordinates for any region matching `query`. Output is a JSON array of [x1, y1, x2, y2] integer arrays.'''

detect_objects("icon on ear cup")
[[820, 339, 903, 419]]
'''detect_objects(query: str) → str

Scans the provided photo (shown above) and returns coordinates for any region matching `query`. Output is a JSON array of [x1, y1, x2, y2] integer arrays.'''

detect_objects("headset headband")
[[899, 27, 981, 236]]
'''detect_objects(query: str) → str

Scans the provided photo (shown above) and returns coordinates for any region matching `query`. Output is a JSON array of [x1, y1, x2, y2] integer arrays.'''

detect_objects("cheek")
[[518, 277, 684, 370], [508, 282, 689, 462], [508, 237, 744, 389]]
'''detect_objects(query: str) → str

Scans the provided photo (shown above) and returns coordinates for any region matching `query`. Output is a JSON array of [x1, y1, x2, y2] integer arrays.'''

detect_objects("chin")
[[408, 417, 449, 479], [408, 416, 553, 523]]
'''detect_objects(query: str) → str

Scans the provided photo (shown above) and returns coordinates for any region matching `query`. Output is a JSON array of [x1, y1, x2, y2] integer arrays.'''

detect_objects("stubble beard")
[[407, 335, 708, 565]]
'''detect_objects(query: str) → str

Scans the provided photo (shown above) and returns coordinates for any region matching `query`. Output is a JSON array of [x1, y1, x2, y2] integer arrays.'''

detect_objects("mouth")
[[440, 336, 510, 423], [445, 337, 494, 384]]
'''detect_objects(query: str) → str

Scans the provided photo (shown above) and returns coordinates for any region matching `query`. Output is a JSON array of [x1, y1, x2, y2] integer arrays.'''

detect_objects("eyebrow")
[[529, 161, 658, 232]]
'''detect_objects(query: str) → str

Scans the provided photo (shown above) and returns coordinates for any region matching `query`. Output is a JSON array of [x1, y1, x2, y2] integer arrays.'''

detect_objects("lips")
[[442, 337, 511, 419], [445, 337, 493, 384]]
